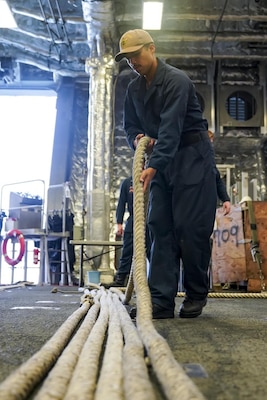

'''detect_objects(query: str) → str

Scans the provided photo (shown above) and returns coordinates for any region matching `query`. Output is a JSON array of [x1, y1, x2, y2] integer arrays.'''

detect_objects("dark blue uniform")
[[124, 58, 217, 312], [216, 169, 230, 203], [116, 177, 133, 275]]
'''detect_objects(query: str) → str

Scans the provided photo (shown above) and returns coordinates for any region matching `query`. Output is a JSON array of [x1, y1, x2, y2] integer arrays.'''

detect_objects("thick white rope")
[[131, 136, 206, 400], [0, 300, 91, 400], [34, 292, 101, 400], [63, 289, 109, 400], [1, 137, 265, 400], [113, 293, 157, 400], [178, 291, 267, 298], [0, 281, 34, 291], [94, 291, 124, 399]]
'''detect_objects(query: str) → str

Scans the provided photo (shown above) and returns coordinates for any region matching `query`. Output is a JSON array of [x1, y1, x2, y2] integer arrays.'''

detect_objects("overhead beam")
[[115, 13, 267, 22]]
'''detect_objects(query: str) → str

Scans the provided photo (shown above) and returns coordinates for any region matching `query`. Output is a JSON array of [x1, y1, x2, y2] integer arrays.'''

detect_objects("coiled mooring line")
[[0, 299, 92, 400], [5, 136, 263, 399], [1, 136, 267, 400]]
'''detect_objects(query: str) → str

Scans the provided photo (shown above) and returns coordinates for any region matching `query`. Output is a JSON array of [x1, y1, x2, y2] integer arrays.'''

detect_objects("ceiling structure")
[[0, 0, 267, 84], [0, 1, 266, 205]]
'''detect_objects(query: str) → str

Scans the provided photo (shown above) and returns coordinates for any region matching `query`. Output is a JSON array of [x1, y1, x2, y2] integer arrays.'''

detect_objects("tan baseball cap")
[[115, 29, 154, 62]]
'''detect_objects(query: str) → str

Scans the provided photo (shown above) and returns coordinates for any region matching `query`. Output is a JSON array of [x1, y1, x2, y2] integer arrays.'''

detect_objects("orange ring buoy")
[[2, 229, 25, 266]]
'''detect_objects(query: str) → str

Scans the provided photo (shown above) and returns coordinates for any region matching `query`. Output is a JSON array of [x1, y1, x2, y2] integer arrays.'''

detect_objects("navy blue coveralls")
[[116, 177, 133, 275], [124, 58, 217, 312], [216, 169, 230, 203]]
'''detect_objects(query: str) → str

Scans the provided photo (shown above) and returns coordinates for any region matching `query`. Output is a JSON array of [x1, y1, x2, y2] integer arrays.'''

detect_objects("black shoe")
[[130, 303, 174, 319], [179, 297, 207, 318], [102, 274, 128, 289]]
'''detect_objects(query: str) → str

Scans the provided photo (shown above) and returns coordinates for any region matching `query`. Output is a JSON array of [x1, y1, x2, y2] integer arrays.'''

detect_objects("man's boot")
[[102, 273, 128, 288]]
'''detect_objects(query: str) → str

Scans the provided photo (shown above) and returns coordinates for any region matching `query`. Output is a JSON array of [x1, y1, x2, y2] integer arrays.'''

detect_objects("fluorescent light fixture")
[[0, 0, 17, 29], [143, 2, 163, 30]]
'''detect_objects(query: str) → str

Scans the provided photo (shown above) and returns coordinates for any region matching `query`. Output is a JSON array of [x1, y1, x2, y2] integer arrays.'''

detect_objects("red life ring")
[[2, 229, 25, 266]]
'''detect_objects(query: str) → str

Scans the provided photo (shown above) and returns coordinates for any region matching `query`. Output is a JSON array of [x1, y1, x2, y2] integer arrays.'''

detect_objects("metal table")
[[70, 240, 123, 287]]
